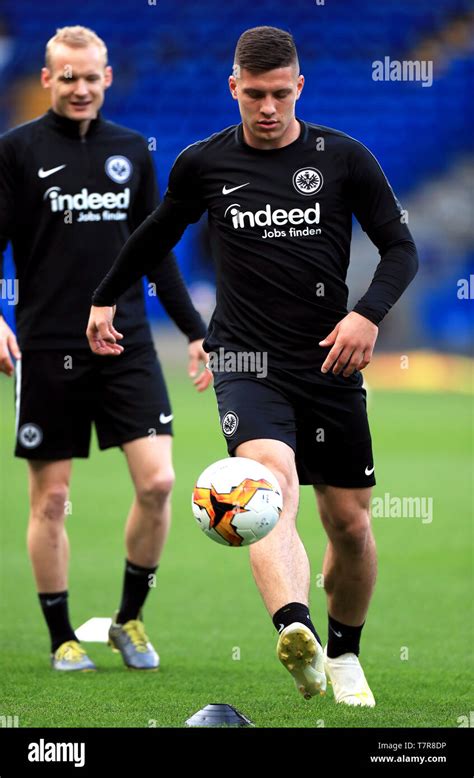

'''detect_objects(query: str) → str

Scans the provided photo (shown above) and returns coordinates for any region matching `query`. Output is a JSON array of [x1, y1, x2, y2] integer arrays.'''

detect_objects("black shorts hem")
[[226, 432, 296, 457], [309, 476, 377, 489], [14, 449, 89, 461], [98, 429, 173, 451]]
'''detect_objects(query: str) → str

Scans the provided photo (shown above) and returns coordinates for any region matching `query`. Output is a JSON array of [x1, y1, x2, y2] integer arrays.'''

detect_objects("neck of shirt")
[[45, 108, 103, 139], [236, 118, 308, 154]]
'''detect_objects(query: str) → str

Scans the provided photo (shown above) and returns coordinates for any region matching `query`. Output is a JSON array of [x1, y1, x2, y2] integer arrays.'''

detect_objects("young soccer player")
[[86, 26, 418, 704]]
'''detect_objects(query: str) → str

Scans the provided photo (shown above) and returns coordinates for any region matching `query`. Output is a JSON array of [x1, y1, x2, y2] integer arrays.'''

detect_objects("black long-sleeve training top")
[[92, 119, 418, 372], [0, 108, 206, 349]]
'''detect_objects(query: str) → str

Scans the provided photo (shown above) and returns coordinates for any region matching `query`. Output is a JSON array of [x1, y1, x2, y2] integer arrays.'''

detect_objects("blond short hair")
[[45, 26, 108, 70]]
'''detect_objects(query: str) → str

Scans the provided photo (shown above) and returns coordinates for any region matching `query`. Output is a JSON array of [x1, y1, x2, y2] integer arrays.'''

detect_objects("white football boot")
[[277, 622, 327, 700], [323, 646, 376, 707]]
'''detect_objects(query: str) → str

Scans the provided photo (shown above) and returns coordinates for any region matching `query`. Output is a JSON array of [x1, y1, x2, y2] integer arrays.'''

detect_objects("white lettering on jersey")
[[43, 187, 130, 222]]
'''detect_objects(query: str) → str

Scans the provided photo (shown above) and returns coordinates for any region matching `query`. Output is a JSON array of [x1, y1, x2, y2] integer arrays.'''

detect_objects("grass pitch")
[[0, 358, 472, 728]]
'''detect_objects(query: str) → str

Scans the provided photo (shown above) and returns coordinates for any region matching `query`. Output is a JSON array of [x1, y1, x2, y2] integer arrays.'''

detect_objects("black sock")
[[327, 613, 365, 658], [38, 591, 77, 653], [272, 602, 322, 646], [116, 559, 158, 624]]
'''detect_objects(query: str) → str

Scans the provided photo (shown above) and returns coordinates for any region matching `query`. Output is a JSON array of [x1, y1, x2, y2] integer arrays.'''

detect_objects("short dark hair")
[[233, 26, 299, 75]]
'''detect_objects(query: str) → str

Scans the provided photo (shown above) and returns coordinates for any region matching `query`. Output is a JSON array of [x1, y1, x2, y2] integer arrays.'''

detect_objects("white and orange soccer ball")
[[192, 457, 283, 547]]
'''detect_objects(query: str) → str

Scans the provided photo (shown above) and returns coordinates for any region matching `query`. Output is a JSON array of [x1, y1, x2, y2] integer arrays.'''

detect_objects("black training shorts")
[[14, 342, 172, 460], [213, 367, 375, 489]]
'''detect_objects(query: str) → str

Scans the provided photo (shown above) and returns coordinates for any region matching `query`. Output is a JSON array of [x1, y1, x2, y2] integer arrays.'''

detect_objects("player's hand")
[[0, 316, 21, 376], [319, 311, 378, 377], [188, 339, 212, 392], [86, 305, 124, 356]]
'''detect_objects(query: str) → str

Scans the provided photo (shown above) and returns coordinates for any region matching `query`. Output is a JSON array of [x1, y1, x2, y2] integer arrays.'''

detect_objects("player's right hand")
[[0, 316, 21, 376], [86, 305, 124, 356]]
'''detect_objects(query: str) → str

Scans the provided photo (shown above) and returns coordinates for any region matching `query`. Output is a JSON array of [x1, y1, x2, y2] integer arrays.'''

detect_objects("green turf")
[[0, 365, 472, 728]]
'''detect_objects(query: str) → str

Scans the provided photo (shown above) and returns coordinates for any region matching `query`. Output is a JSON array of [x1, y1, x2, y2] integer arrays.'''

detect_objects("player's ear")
[[296, 74, 304, 99], [228, 75, 238, 100], [104, 66, 113, 89], [41, 67, 51, 89]]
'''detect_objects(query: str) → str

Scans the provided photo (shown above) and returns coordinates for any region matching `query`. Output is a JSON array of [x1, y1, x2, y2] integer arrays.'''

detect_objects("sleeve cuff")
[[352, 304, 383, 326], [186, 321, 207, 342], [91, 292, 116, 307]]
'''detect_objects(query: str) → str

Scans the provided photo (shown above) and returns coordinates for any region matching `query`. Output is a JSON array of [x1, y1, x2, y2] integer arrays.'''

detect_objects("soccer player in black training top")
[[0, 26, 211, 672], [87, 27, 418, 705]]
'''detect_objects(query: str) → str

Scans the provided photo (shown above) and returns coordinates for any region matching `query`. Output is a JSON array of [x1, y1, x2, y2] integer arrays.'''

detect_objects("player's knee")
[[136, 470, 175, 509], [323, 507, 372, 553], [257, 460, 297, 507], [345, 519, 372, 555], [31, 485, 69, 526]]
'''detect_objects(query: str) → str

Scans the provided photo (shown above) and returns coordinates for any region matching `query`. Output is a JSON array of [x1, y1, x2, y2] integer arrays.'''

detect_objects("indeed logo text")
[[225, 202, 320, 229], [43, 186, 130, 212], [224, 201, 322, 240]]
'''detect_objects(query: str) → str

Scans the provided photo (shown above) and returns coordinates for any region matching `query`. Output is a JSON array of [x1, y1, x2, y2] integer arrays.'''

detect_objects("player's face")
[[229, 65, 304, 148], [41, 44, 112, 122]]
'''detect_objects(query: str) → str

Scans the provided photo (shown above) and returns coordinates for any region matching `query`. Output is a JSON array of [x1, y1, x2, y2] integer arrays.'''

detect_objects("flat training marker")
[[186, 704, 253, 727], [75, 617, 112, 642]]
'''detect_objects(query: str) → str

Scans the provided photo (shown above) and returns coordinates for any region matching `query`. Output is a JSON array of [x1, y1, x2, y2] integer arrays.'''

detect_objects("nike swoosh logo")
[[365, 466, 375, 476], [278, 623, 285, 633], [38, 164, 66, 179], [45, 597, 63, 607], [330, 626, 343, 638], [159, 413, 173, 424], [222, 182, 249, 195]]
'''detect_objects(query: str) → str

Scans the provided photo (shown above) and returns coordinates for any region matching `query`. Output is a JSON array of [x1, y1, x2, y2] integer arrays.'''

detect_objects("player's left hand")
[[86, 305, 124, 356], [188, 339, 213, 392], [319, 311, 378, 377]]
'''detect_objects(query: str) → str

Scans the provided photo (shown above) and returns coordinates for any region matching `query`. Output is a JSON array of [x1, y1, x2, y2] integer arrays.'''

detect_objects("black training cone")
[[185, 703, 253, 727]]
